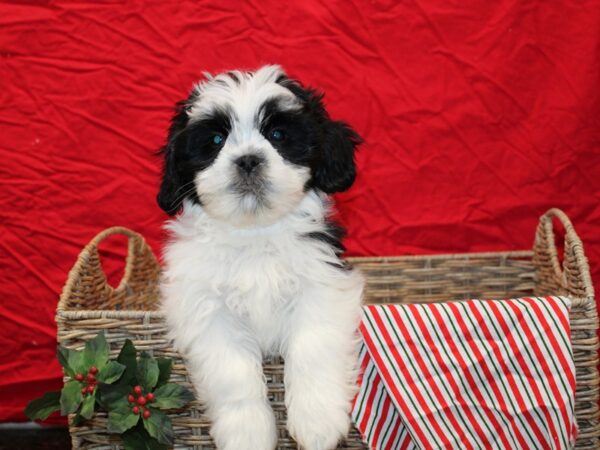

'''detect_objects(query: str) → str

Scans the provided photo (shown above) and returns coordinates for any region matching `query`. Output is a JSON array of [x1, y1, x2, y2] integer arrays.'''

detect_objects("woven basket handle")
[[58, 227, 161, 310], [88, 226, 158, 288], [533, 208, 594, 299]]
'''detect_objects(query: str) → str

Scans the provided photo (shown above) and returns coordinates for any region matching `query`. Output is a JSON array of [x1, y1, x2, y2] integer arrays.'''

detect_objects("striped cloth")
[[351, 296, 577, 450]]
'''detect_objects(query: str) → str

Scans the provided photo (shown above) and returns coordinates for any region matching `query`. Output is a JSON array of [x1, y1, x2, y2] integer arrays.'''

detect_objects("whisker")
[[171, 180, 196, 197], [171, 186, 197, 207]]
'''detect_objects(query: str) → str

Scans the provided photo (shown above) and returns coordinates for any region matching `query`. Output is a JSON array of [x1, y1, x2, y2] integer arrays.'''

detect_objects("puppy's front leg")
[[185, 307, 277, 450], [284, 285, 362, 450]]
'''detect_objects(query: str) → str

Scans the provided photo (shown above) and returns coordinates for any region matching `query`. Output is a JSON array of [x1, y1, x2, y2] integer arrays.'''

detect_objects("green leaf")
[[97, 383, 130, 410], [60, 380, 83, 415], [69, 349, 85, 374], [108, 404, 140, 434], [142, 409, 174, 445], [97, 361, 126, 384], [83, 332, 110, 370], [80, 393, 96, 420], [122, 422, 168, 450], [57, 347, 84, 377], [24, 391, 61, 421], [152, 383, 194, 410], [117, 339, 138, 385], [155, 358, 172, 388], [57, 347, 74, 377], [136, 353, 159, 391]]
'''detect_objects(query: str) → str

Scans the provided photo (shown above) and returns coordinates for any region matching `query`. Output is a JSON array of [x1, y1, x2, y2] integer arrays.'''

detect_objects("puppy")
[[158, 65, 364, 450]]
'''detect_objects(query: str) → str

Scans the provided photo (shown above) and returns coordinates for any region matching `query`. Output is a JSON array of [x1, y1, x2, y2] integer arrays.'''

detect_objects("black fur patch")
[[276, 76, 363, 194], [258, 98, 317, 167], [157, 98, 232, 214], [304, 219, 350, 270], [307, 220, 346, 254]]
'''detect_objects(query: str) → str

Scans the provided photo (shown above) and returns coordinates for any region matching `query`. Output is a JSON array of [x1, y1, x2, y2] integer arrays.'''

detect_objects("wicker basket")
[[56, 208, 599, 449]]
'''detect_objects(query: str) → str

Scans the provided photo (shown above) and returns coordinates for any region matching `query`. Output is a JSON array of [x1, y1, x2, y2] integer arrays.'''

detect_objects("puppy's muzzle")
[[235, 154, 265, 176]]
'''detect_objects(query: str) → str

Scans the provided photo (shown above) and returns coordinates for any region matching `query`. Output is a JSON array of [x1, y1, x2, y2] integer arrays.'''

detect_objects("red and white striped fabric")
[[351, 296, 577, 450]]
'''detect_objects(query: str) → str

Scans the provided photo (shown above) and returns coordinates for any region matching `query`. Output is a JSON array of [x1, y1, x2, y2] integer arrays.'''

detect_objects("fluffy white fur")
[[159, 66, 364, 450]]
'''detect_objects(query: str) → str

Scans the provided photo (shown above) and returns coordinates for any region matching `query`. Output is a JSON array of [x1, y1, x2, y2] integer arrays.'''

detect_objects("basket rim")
[[56, 248, 537, 317], [346, 249, 533, 262]]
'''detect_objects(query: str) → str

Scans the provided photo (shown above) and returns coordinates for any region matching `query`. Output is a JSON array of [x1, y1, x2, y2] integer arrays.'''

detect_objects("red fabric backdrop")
[[1, 0, 599, 422]]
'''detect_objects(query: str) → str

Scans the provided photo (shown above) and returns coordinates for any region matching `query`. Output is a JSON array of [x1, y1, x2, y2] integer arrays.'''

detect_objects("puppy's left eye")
[[211, 133, 225, 146], [268, 129, 285, 142]]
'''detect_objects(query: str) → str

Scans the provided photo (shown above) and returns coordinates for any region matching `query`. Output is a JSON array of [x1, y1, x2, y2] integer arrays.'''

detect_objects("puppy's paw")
[[287, 400, 350, 450], [211, 401, 277, 450]]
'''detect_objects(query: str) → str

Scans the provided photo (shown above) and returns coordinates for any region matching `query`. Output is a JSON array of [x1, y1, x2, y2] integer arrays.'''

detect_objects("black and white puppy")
[[158, 65, 364, 450]]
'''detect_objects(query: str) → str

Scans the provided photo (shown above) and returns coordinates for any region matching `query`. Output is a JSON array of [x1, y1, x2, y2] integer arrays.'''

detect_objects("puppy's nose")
[[235, 154, 264, 175]]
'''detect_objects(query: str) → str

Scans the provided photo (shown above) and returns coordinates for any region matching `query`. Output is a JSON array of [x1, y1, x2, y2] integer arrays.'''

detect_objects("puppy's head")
[[157, 65, 361, 226]]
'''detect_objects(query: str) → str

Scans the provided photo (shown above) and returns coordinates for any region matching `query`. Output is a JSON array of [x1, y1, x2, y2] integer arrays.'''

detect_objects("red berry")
[[127, 394, 135, 403], [133, 385, 142, 395], [89, 366, 98, 374], [81, 387, 87, 395], [132, 406, 140, 414], [75, 373, 84, 381], [86, 373, 96, 382], [87, 385, 95, 393], [146, 392, 155, 401], [143, 409, 151, 419], [137, 396, 147, 406]]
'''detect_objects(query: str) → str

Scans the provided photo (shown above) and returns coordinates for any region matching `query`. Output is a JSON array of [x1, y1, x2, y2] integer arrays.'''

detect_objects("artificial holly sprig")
[[97, 341, 194, 449], [25, 334, 194, 450], [25, 332, 125, 423]]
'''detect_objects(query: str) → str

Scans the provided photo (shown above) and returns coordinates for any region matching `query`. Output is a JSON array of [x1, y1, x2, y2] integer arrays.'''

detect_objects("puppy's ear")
[[278, 76, 362, 193], [314, 119, 362, 194], [157, 102, 189, 215]]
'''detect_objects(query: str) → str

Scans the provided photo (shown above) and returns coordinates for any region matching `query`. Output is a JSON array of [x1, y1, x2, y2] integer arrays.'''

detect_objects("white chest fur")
[[160, 191, 359, 354], [159, 191, 364, 450]]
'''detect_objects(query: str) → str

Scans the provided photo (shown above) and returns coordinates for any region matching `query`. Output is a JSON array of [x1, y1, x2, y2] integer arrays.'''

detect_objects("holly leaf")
[[122, 422, 168, 450], [136, 353, 159, 391], [97, 383, 130, 410], [142, 409, 174, 445], [80, 393, 96, 420], [152, 383, 194, 410], [57, 347, 74, 377], [117, 339, 137, 385], [60, 380, 83, 415], [24, 391, 61, 421], [69, 349, 84, 374], [155, 358, 172, 388], [57, 347, 84, 377], [83, 332, 109, 371], [97, 361, 126, 384], [108, 404, 140, 433]]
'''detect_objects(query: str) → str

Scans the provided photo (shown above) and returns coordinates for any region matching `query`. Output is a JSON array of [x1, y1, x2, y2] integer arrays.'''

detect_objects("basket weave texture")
[[56, 209, 598, 449]]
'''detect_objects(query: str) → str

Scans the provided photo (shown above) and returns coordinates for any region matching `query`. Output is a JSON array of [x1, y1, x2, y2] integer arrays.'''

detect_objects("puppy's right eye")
[[268, 129, 285, 143], [211, 133, 225, 147]]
